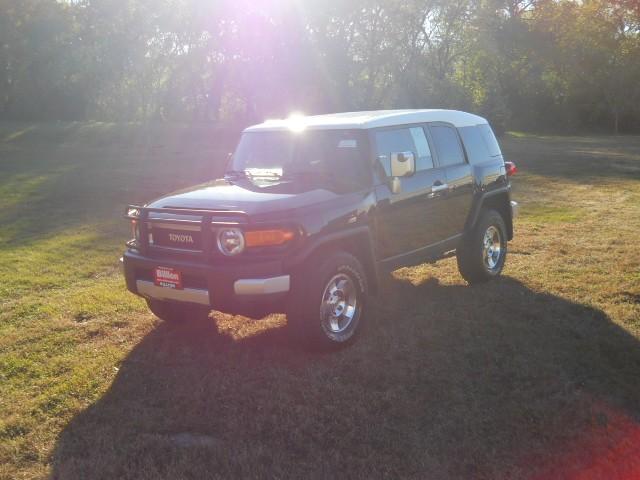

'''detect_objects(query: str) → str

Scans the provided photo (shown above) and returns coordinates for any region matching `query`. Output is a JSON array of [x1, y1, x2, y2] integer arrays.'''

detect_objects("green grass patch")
[[520, 203, 584, 223], [0, 122, 639, 479]]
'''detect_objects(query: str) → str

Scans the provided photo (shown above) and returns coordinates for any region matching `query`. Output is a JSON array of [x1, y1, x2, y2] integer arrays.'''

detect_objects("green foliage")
[[0, 0, 639, 132]]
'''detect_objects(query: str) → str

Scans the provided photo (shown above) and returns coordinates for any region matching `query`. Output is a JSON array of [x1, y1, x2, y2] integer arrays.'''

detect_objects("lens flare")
[[287, 112, 306, 132]]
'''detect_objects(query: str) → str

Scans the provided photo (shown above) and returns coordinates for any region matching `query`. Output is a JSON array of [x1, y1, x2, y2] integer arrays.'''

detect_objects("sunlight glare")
[[287, 112, 307, 132]]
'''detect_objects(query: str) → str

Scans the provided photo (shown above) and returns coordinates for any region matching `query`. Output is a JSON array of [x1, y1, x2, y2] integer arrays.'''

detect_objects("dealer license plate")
[[154, 266, 183, 290]]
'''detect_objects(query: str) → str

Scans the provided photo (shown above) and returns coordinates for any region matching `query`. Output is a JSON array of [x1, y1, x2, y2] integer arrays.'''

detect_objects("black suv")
[[123, 110, 517, 347]]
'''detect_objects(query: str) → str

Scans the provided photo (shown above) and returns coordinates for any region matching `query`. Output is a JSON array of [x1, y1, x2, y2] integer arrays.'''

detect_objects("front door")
[[427, 123, 474, 236], [372, 125, 450, 267]]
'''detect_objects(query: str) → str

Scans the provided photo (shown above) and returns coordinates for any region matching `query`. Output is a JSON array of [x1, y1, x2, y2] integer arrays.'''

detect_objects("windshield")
[[229, 130, 370, 190]]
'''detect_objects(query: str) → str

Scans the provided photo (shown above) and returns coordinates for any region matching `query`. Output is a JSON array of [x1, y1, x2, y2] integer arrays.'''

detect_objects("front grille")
[[125, 205, 249, 259], [151, 226, 203, 250]]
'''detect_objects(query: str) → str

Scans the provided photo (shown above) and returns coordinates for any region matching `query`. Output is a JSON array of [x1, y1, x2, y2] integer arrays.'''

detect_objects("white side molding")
[[234, 275, 290, 295]]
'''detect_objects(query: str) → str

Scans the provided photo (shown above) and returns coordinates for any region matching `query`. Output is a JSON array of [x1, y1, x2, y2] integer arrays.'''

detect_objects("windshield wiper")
[[245, 169, 284, 180], [224, 170, 248, 179], [225, 169, 287, 184], [281, 170, 335, 180]]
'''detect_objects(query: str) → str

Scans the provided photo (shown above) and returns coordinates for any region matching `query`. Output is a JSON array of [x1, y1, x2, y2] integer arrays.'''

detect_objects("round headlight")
[[217, 228, 245, 256]]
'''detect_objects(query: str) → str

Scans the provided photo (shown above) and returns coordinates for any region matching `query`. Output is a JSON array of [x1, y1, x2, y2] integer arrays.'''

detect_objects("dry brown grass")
[[1, 126, 639, 479]]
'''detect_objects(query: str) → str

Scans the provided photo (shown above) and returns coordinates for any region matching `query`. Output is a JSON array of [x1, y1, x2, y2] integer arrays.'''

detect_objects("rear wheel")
[[146, 299, 211, 323], [287, 251, 367, 349], [456, 209, 507, 284]]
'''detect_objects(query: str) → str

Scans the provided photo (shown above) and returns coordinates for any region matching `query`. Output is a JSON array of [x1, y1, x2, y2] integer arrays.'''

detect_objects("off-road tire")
[[457, 209, 507, 284], [287, 251, 367, 349]]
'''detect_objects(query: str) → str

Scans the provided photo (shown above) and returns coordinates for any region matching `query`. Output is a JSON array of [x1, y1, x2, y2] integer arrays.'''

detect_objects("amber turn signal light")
[[131, 219, 140, 240], [245, 229, 295, 247]]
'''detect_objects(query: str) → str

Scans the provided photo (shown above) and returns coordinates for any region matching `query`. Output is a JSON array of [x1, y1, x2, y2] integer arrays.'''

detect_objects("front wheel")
[[456, 209, 507, 284], [146, 299, 211, 323], [287, 252, 367, 349]]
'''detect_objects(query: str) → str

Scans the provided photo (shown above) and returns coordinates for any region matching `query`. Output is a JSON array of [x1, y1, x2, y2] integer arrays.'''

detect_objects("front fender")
[[283, 226, 380, 295]]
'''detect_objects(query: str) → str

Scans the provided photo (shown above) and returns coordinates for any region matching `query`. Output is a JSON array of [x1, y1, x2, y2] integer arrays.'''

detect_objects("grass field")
[[0, 123, 639, 479]]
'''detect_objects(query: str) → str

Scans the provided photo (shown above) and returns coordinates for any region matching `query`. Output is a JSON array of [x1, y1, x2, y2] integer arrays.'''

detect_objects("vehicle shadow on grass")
[[51, 276, 640, 479]]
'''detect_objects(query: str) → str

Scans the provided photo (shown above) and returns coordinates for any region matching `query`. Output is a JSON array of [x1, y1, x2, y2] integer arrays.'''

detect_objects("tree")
[[0, 0, 639, 133]]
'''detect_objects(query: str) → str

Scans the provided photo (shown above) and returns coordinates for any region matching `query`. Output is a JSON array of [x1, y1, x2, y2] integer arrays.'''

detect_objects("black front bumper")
[[123, 249, 290, 318]]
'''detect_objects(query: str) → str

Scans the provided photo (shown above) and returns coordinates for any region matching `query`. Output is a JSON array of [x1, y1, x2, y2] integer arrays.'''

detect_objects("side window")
[[409, 127, 434, 171], [458, 126, 490, 164], [374, 128, 415, 176], [374, 127, 435, 176], [429, 125, 466, 167], [478, 124, 502, 157]]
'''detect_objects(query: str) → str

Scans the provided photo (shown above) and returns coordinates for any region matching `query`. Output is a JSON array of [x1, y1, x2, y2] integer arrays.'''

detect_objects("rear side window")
[[459, 126, 490, 164], [478, 124, 502, 157], [429, 125, 465, 167]]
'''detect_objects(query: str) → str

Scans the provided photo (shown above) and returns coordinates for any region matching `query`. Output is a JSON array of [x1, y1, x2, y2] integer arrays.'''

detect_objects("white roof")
[[244, 109, 488, 132]]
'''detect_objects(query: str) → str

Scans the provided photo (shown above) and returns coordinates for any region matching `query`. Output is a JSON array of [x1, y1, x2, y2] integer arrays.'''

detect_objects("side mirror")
[[389, 151, 415, 194], [223, 152, 234, 172], [390, 151, 415, 178]]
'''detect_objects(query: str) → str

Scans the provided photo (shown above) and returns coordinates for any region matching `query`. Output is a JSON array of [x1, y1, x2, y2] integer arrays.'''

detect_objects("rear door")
[[427, 123, 474, 237], [372, 125, 450, 263]]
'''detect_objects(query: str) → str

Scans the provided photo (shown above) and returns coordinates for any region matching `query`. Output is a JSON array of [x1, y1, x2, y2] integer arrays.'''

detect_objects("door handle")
[[431, 183, 449, 193]]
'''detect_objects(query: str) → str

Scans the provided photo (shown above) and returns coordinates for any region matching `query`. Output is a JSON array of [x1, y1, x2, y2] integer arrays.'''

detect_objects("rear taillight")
[[505, 161, 517, 177]]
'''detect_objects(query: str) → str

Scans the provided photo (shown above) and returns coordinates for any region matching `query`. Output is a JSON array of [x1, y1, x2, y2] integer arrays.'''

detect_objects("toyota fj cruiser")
[[122, 110, 518, 347]]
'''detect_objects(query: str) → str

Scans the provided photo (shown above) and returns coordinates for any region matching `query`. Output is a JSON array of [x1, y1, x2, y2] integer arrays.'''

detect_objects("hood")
[[146, 178, 341, 217]]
